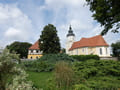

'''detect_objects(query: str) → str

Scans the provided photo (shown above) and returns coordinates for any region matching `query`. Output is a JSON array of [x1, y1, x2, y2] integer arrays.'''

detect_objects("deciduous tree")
[[7, 42, 32, 58], [86, 0, 120, 35], [111, 41, 120, 57]]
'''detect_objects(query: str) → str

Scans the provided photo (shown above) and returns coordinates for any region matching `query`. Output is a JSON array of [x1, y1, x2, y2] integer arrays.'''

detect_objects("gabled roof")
[[69, 35, 109, 50], [29, 40, 40, 50]]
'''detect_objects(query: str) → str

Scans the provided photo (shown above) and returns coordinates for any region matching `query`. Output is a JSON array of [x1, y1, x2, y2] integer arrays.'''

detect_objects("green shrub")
[[74, 84, 90, 90], [54, 61, 74, 90], [38, 53, 75, 63], [21, 60, 54, 72], [71, 55, 99, 61], [72, 59, 120, 88], [21, 54, 75, 72]]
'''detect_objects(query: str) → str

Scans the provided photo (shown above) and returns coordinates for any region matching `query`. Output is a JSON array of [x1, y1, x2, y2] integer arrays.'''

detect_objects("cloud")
[[0, 3, 35, 47], [0, 0, 119, 48], [43, 0, 120, 47]]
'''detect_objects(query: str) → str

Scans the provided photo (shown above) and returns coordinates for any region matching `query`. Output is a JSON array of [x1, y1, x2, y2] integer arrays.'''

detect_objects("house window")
[[100, 48, 102, 55], [31, 50, 33, 53], [30, 56, 32, 59], [36, 50, 39, 53]]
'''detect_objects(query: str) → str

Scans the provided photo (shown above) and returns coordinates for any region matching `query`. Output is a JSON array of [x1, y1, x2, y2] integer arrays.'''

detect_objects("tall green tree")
[[39, 24, 61, 54], [111, 41, 120, 57], [86, 0, 120, 35], [7, 42, 32, 58]]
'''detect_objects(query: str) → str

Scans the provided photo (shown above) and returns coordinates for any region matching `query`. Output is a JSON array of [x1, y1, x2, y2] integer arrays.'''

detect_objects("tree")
[[111, 41, 120, 57], [7, 41, 32, 58], [61, 48, 66, 53], [39, 24, 61, 54], [86, 0, 120, 35]]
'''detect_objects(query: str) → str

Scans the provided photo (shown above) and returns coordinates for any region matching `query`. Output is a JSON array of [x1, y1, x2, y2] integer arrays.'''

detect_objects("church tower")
[[66, 25, 75, 54]]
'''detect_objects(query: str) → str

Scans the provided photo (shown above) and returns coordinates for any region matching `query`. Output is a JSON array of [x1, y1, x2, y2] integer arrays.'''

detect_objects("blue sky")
[[0, 0, 120, 48]]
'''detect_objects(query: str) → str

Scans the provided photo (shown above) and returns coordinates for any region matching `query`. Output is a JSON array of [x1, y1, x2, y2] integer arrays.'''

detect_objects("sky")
[[0, 0, 120, 48]]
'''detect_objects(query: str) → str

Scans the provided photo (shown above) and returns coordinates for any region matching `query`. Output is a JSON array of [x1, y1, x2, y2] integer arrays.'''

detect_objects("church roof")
[[29, 40, 40, 50], [69, 35, 109, 50]]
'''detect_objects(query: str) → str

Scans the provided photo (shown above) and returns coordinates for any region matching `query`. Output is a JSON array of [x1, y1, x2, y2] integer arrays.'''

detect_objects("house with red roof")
[[66, 26, 110, 57], [27, 40, 42, 59]]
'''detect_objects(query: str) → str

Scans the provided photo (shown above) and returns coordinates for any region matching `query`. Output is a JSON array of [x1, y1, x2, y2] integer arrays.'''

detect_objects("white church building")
[[66, 26, 110, 57]]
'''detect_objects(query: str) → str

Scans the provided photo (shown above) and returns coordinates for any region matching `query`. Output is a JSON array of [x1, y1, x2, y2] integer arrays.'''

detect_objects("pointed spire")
[[67, 25, 75, 37], [69, 25, 72, 30]]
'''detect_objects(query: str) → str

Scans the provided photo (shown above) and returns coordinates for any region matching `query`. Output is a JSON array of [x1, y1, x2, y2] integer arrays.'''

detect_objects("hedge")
[[71, 55, 99, 61]]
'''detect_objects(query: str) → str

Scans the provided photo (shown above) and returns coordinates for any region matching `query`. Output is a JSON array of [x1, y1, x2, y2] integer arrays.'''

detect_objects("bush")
[[72, 59, 120, 88], [74, 84, 90, 90], [71, 55, 99, 61], [55, 61, 74, 90], [46, 61, 75, 90], [38, 53, 75, 63], [21, 53, 75, 72], [21, 60, 54, 72]]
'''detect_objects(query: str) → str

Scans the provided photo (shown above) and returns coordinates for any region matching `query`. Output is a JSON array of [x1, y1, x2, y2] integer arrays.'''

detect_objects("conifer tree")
[[39, 24, 61, 54]]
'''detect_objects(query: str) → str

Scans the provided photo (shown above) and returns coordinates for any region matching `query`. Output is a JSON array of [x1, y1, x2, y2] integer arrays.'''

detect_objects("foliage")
[[7, 41, 32, 58], [7, 69, 37, 90], [0, 49, 19, 90], [74, 84, 90, 90], [71, 55, 99, 61], [0, 49, 35, 90], [22, 53, 75, 72], [86, 0, 120, 35], [39, 24, 61, 54], [111, 41, 120, 57], [61, 48, 66, 53], [39, 53, 75, 63], [73, 59, 120, 89], [54, 61, 75, 90], [21, 60, 54, 72]]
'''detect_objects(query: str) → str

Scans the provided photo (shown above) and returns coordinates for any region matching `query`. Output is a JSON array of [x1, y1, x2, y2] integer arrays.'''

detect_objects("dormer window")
[[36, 50, 39, 53], [31, 50, 33, 53]]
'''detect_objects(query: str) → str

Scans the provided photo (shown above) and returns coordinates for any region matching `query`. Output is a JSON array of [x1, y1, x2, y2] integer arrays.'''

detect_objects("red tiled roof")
[[69, 35, 109, 50], [29, 40, 40, 50]]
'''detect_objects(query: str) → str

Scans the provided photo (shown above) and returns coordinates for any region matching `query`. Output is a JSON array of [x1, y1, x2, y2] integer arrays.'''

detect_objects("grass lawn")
[[27, 71, 53, 89]]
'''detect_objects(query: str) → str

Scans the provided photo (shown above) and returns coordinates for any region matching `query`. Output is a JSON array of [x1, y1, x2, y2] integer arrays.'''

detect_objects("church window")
[[82, 48, 84, 52], [106, 48, 107, 54], [76, 49, 78, 55], [100, 48, 102, 55]]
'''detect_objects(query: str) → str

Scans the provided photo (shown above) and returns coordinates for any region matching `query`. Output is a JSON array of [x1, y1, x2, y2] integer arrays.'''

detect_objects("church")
[[66, 26, 110, 57], [27, 26, 111, 59]]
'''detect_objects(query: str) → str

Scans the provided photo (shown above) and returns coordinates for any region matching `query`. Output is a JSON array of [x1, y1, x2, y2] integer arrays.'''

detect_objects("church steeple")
[[66, 25, 75, 54], [67, 25, 75, 37]]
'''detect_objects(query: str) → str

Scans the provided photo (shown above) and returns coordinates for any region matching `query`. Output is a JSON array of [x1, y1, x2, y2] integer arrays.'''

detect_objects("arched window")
[[30, 56, 32, 59], [100, 48, 102, 55]]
